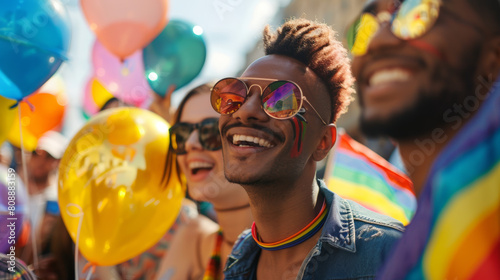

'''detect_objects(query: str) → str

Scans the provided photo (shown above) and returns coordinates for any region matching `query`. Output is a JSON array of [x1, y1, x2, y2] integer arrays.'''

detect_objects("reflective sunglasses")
[[346, 0, 483, 56], [169, 118, 222, 155], [210, 77, 328, 125]]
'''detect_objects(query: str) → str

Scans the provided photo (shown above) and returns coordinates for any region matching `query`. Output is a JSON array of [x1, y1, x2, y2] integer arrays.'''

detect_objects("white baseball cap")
[[36, 131, 68, 160]]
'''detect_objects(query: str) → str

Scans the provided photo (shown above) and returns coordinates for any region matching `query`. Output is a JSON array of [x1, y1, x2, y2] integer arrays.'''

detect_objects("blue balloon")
[[0, 69, 21, 99], [0, 0, 70, 100], [143, 19, 207, 97]]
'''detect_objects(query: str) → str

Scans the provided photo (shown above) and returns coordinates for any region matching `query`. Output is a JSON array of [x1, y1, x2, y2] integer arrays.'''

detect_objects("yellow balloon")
[[58, 108, 185, 266], [6, 75, 67, 150], [91, 78, 115, 109], [7, 116, 38, 151], [0, 96, 17, 146]]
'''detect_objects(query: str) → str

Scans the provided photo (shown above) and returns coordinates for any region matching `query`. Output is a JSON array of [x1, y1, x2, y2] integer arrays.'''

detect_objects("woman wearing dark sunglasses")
[[156, 83, 253, 280]]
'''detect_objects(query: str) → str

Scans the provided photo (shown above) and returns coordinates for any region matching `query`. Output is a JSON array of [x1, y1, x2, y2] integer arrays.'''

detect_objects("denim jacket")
[[223, 180, 405, 280]]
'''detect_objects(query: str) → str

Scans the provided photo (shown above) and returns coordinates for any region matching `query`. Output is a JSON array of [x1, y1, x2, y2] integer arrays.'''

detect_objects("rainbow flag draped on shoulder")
[[324, 130, 416, 225], [378, 76, 500, 279]]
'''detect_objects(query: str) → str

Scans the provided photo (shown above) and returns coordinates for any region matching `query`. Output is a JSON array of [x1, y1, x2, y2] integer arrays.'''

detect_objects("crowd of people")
[[2, 0, 499, 279]]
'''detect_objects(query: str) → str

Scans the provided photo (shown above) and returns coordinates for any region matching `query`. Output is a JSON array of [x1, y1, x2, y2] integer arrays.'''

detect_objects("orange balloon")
[[23, 93, 66, 138], [7, 76, 66, 150], [81, 0, 169, 60]]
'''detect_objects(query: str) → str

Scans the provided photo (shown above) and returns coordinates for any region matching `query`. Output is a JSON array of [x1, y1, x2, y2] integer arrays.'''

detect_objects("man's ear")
[[312, 124, 337, 161]]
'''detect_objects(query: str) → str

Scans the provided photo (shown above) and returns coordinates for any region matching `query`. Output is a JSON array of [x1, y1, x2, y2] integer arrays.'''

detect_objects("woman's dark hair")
[[161, 82, 215, 189], [99, 97, 120, 112]]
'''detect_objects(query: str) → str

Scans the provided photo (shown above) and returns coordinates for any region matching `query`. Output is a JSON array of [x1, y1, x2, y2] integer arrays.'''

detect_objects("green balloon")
[[143, 19, 207, 97]]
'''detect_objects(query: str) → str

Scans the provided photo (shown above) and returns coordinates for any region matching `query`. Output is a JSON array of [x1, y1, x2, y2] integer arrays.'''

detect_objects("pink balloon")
[[92, 41, 153, 108], [81, 0, 169, 60]]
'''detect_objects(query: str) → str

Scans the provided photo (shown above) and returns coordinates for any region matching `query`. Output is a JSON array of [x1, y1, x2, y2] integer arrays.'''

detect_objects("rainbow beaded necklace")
[[203, 230, 223, 280], [251, 198, 328, 251]]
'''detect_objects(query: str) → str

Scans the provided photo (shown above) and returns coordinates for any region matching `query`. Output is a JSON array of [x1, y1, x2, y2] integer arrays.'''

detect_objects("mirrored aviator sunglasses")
[[210, 77, 328, 124], [346, 0, 441, 56], [169, 118, 222, 155]]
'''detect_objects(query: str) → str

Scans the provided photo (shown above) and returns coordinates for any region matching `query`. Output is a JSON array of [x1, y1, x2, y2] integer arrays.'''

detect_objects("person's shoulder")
[[233, 228, 252, 249], [179, 213, 219, 240], [155, 214, 219, 279], [166, 213, 218, 253], [227, 229, 256, 260], [224, 229, 260, 277], [178, 199, 199, 223]]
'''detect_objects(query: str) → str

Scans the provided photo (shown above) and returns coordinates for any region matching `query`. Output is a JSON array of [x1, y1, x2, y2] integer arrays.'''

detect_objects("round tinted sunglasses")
[[210, 77, 328, 125], [346, 0, 484, 56], [169, 118, 222, 155]]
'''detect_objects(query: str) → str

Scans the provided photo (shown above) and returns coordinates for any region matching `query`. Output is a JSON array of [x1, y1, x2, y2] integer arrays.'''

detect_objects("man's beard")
[[360, 55, 479, 141]]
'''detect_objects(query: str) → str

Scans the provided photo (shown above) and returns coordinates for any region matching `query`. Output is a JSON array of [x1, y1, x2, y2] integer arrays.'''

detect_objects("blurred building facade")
[[284, 0, 364, 35]]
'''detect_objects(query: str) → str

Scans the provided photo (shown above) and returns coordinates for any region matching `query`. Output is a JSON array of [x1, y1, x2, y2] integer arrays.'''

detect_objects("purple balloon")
[[92, 40, 153, 108], [0, 168, 27, 254]]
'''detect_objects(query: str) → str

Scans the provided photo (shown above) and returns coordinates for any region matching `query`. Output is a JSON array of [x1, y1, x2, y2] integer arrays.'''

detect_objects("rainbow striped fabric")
[[325, 131, 416, 225], [378, 78, 500, 279], [203, 230, 223, 280]]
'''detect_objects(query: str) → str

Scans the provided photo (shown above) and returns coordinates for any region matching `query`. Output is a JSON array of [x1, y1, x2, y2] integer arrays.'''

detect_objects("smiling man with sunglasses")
[[350, 0, 500, 279], [212, 18, 405, 280]]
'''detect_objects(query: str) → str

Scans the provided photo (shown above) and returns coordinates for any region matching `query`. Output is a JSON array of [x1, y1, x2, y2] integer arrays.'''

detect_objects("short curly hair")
[[263, 18, 354, 123]]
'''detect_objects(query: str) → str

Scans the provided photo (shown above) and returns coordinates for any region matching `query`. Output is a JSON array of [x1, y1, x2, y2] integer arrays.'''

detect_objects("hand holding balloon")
[[148, 84, 175, 123]]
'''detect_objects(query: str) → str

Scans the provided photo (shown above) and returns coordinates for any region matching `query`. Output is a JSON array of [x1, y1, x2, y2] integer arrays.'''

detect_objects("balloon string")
[[66, 203, 84, 280], [86, 269, 94, 280], [83, 263, 96, 280], [122, 58, 130, 69], [18, 103, 39, 270], [24, 99, 35, 112]]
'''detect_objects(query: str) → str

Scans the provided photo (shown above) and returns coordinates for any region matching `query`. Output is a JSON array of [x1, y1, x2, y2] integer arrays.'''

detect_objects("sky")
[[58, 0, 292, 138]]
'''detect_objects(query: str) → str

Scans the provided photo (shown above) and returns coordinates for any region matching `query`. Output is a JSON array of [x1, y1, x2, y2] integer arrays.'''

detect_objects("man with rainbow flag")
[[350, 0, 500, 278]]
